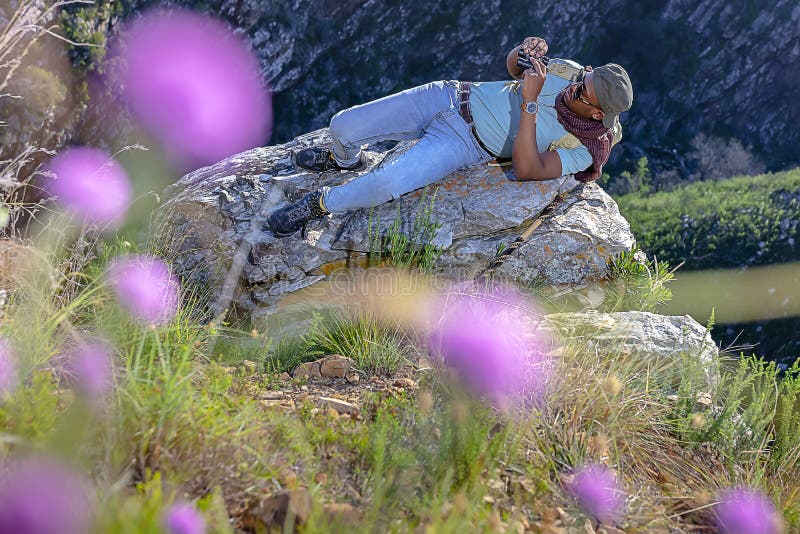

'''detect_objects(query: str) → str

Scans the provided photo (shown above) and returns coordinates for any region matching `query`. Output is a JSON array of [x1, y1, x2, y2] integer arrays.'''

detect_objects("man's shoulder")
[[546, 58, 583, 82]]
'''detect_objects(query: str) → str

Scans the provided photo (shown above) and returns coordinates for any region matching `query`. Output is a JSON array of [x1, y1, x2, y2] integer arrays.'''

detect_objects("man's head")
[[565, 63, 633, 128], [592, 64, 633, 128]]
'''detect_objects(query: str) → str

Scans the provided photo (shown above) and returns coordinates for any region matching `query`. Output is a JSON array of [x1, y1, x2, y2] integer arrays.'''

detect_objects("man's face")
[[563, 68, 605, 122]]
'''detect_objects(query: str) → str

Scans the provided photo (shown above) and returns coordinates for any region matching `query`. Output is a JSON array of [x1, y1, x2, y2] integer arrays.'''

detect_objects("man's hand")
[[521, 58, 546, 102], [521, 36, 548, 58], [507, 36, 548, 79]]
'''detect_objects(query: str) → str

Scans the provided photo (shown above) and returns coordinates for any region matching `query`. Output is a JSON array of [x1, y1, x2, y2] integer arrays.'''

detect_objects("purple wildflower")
[[715, 488, 782, 534], [68, 339, 114, 401], [107, 255, 180, 325], [163, 503, 206, 534], [0, 337, 17, 396], [427, 283, 552, 408], [0, 457, 90, 534], [46, 147, 132, 228], [567, 463, 626, 523], [114, 8, 272, 170]]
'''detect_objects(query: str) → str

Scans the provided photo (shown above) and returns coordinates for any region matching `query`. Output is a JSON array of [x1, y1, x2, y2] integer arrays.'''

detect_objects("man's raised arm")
[[507, 45, 525, 80]]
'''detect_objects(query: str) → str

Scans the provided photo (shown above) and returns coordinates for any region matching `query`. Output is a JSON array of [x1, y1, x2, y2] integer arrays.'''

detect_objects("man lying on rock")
[[267, 36, 633, 237]]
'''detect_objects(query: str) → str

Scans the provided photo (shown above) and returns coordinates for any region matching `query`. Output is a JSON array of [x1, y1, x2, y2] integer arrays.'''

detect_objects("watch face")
[[525, 101, 538, 114]]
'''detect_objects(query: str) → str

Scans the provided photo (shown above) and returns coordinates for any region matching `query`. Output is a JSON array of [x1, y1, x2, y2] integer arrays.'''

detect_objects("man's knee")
[[329, 109, 357, 144]]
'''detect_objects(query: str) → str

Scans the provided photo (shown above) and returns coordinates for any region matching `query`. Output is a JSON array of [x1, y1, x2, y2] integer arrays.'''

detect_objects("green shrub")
[[600, 246, 677, 312], [368, 186, 444, 273], [305, 307, 409, 375], [616, 168, 800, 269]]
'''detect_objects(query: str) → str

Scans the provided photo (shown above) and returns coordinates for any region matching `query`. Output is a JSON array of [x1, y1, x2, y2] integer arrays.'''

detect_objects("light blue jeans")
[[321, 80, 495, 214]]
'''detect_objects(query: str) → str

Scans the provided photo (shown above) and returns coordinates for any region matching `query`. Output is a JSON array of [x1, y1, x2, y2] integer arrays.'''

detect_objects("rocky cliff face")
[[121, 0, 800, 178]]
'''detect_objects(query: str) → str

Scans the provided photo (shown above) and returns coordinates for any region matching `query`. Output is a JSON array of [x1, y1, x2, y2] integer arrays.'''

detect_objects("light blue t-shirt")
[[469, 67, 593, 177]]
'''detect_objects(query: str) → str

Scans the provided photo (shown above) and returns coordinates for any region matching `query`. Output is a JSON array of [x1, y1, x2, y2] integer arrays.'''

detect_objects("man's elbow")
[[511, 167, 558, 182], [511, 164, 532, 181]]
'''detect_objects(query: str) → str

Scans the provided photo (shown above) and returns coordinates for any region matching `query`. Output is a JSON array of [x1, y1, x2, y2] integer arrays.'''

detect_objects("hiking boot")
[[266, 189, 330, 237], [293, 146, 366, 172]]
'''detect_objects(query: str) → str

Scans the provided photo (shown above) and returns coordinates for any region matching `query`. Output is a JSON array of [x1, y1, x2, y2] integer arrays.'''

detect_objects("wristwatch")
[[521, 101, 539, 115]]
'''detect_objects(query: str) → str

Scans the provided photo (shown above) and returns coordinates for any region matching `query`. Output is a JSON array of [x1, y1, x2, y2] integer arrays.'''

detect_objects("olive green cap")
[[593, 64, 633, 128]]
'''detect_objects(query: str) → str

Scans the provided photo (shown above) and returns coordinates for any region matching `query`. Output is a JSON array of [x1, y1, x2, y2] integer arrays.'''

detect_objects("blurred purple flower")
[[567, 463, 626, 523], [107, 255, 180, 325], [0, 457, 90, 534], [67, 339, 114, 401], [427, 283, 552, 407], [715, 488, 782, 534], [115, 8, 272, 170], [46, 147, 132, 228], [0, 337, 17, 397], [164, 502, 206, 534]]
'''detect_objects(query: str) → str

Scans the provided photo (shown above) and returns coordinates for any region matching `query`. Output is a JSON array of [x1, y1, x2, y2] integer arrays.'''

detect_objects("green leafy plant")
[[367, 186, 444, 273], [599, 246, 679, 312]]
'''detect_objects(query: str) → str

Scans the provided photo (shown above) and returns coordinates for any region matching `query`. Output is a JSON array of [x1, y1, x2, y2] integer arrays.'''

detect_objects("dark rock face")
[[120, 0, 799, 175]]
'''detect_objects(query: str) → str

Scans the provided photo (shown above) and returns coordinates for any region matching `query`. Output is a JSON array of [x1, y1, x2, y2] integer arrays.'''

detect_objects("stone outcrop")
[[150, 128, 635, 318], [539, 310, 720, 387]]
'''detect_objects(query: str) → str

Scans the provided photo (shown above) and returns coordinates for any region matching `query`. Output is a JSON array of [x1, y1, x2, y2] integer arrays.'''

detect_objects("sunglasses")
[[572, 80, 602, 110]]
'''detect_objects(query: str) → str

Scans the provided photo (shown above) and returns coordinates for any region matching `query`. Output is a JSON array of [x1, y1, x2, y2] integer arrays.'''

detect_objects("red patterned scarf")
[[554, 92, 614, 183]]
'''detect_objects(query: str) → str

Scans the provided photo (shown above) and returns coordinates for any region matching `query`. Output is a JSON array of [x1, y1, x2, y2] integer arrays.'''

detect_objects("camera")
[[517, 50, 550, 71]]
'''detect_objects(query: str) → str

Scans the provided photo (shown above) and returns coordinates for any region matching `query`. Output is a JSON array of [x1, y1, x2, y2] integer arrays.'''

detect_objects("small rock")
[[301, 385, 309, 391], [326, 407, 340, 420], [221, 366, 236, 375], [319, 354, 354, 378], [394, 378, 417, 388], [318, 396, 360, 415], [323, 503, 363, 524], [315, 472, 328, 484], [279, 372, 291, 381], [246, 488, 312, 528], [260, 391, 285, 400], [345, 373, 360, 384], [696, 391, 713, 406], [293, 362, 321, 379], [243, 359, 257, 371]]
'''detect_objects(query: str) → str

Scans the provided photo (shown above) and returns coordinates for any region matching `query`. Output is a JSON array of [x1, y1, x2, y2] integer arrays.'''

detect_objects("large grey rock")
[[539, 310, 720, 387], [150, 128, 635, 318]]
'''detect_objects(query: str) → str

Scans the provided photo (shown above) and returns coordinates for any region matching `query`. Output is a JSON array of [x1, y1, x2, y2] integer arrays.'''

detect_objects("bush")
[[615, 168, 800, 269], [688, 133, 766, 181], [599, 246, 676, 313], [599, 157, 653, 195]]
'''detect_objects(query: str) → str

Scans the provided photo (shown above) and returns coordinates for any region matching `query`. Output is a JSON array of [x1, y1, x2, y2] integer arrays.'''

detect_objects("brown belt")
[[457, 81, 497, 158]]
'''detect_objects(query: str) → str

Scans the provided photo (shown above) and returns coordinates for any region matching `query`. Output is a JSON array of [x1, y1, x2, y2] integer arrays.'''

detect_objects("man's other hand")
[[521, 37, 548, 58], [521, 59, 546, 102]]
